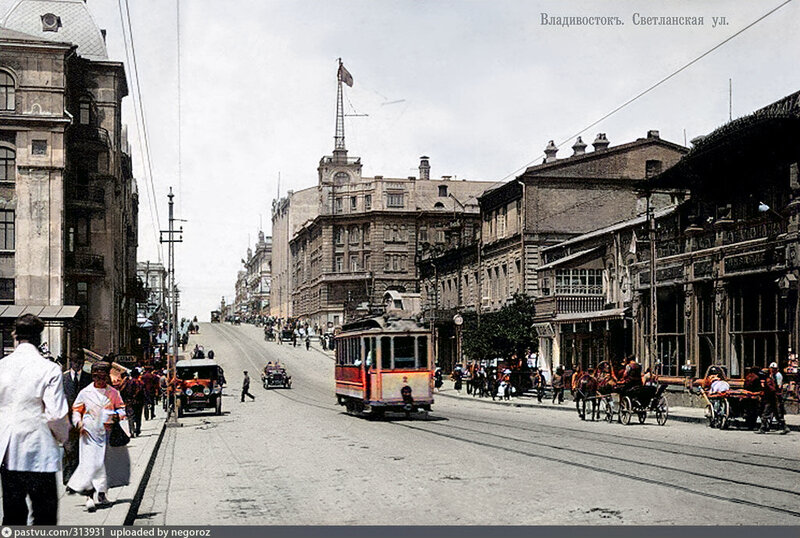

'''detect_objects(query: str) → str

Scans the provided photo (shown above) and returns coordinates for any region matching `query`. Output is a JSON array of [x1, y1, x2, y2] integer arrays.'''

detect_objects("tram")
[[335, 316, 434, 417]]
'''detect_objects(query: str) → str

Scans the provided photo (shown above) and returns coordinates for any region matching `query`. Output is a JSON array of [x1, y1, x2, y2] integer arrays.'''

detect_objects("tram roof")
[[339, 316, 427, 334]]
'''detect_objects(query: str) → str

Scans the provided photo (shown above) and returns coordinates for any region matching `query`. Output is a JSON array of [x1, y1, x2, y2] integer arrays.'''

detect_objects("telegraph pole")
[[647, 194, 658, 370], [160, 188, 183, 423]]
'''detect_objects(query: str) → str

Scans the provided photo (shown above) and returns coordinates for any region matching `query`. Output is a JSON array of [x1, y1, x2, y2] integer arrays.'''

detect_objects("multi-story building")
[[233, 269, 247, 318], [270, 187, 317, 320], [0, 0, 138, 356], [245, 231, 271, 317], [288, 149, 493, 329], [137, 261, 167, 323]]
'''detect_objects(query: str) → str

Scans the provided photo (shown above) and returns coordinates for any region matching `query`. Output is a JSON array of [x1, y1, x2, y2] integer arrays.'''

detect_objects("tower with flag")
[[334, 58, 354, 163]]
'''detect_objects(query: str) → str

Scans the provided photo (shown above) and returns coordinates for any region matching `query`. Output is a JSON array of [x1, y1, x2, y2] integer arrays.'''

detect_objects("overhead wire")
[[118, 0, 164, 262], [488, 0, 795, 190]]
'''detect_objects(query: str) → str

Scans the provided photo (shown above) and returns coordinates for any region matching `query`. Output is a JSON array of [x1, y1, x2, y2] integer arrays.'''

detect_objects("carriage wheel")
[[719, 399, 731, 430], [704, 404, 716, 428], [604, 397, 614, 423], [620, 397, 633, 425], [655, 396, 668, 426]]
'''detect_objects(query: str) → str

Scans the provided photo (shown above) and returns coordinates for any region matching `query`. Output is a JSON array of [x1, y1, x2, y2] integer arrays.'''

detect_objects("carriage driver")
[[619, 357, 643, 397]]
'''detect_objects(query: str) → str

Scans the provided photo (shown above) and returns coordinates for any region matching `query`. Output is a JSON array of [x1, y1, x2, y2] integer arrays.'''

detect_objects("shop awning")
[[0, 304, 80, 322], [553, 307, 628, 324]]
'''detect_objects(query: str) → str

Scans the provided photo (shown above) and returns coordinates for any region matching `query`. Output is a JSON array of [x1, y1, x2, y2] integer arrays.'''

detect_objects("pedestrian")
[[0, 314, 70, 525], [208, 349, 215, 361], [241, 371, 255, 402], [434, 367, 443, 392], [120, 370, 145, 437], [551, 366, 565, 404], [531, 368, 545, 403], [452, 368, 463, 394], [305, 335, 311, 351], [67, 362, 127, 512], [62, 349, 92, 485], [141, 367, 158, 420], [757, 363, 790, 434], [158, 370, 169, 413]]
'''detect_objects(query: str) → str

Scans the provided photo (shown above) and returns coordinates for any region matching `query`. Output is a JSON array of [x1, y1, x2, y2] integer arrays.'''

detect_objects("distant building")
[[137, 261, 167, 323], [0, 0, 138, 356], [245, 231, 271, 317]]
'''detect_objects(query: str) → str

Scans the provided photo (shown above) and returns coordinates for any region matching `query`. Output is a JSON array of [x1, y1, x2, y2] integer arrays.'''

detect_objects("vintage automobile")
[[175, 358, 225, 417], [210, 310, 221, 323], [262, 366, 292, 389]]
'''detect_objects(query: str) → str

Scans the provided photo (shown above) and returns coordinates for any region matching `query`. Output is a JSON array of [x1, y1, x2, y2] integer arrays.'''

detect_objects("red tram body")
[[335, 316, 434, 417]]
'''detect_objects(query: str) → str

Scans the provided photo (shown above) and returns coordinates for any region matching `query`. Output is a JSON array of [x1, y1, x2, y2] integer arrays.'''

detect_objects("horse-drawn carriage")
[[574, 362, 669, 426]]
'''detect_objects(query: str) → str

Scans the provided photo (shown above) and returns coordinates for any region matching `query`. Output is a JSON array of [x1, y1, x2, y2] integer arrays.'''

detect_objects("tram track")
[[213, 324, 800, 520]]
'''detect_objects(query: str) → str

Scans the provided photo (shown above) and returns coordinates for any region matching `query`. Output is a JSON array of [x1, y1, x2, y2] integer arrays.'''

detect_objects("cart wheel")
[[638, 411, 647, 424], [655, 396, 668, 426], [604, 397, 614, 423], [719, 399, 731, 430], [704, 404, 715, 427], [620, 397, 632, 425]]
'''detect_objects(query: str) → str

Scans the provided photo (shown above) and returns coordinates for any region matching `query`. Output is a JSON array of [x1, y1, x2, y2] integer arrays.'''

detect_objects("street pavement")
[[133, 322, 800, 525]]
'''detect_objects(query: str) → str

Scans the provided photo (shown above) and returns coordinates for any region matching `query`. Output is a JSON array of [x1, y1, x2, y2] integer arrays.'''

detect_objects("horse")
[[575, 371, 600, 421]]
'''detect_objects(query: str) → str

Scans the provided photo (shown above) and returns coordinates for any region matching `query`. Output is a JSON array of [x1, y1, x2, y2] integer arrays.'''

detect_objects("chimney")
[[544, 140, 558, 163], [647, 130, 660, 139], [592, 133, 609, 151], [571, 136, 587, 156], [419, 156, 430, 180], [101, 29, 107, 43]]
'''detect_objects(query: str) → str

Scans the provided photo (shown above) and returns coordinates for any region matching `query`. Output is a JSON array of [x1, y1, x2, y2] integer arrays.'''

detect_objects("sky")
[[84, 0, 800, 321]]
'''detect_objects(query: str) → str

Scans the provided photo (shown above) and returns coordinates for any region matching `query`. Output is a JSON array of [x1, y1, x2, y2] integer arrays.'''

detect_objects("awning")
[[553, 307, 628, 324], [0, 304, 80, 322]]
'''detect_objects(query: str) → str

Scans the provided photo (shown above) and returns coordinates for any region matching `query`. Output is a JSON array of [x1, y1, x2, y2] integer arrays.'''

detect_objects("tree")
[[462, 293, 538, 362]]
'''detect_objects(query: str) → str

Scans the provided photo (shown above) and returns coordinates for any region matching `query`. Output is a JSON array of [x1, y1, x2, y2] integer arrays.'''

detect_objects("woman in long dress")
[[67, 362, 126, 512]]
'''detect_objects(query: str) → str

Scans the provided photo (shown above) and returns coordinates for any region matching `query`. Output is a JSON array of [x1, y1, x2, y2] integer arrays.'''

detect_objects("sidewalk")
[[436, 381, 800, 431], [57, 412, 167, 525]]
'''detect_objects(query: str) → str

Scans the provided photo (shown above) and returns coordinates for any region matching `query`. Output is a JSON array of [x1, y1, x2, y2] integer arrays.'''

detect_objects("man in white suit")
[[0, 314, 69, 525]]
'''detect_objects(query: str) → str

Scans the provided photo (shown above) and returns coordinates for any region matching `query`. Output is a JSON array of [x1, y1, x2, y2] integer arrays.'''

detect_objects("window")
[[438, 185, 448, 197], [0, 211, 13, 250], [381, 336, 392, 369], [334, 197, 343, 214], [335, 256, 343, 273], [334, 227, 343, 245], [0, 278, 13, 304], [363, 254, 370, 271], [0, 147, 14, 182], [419, 226, 428, 243], [393, 336, 416, 369], [349, 225, 359, 244], [77, 282, 88, 303], [364, 194, 372, 210], [434, 202, 445, 209], [387, 193, 404, 208], [75, 217, 90, 246], [436, 228, 445, 243], [350, 196, 357, 211], [79, 99, 91, 125], [555, 268, 603, 295], [350, 256, 359, 272], [41, 13, 62, 32], [363, 224, 370, 244], [645, 160, 663, 178], [0, 71, 14, 111], [32, 140, 47, 156]]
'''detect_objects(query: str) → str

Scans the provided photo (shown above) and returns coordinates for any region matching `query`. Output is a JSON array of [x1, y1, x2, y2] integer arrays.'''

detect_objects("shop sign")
[[724, 248, 785, 274]]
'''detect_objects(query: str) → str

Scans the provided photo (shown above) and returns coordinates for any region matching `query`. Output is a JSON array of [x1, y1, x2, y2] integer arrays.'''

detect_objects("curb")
[[435, 391, 800, 431], [122, 416, 168, 525]]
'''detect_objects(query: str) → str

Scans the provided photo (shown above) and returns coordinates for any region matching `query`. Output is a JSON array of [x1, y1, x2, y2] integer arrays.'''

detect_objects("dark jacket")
[[62, 369, 92, 408]]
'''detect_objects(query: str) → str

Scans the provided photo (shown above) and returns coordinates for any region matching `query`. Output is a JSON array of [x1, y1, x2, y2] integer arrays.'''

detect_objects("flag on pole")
[[338, 62, 354, 87]]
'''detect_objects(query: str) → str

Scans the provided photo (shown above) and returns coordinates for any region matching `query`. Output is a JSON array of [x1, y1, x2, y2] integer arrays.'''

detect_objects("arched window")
[[0, 147, 15, 182], [0, 71, 15, 111]]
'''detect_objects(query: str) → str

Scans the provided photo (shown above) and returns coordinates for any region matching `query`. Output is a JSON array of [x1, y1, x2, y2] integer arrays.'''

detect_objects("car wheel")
[[215, 397, 222, 416]]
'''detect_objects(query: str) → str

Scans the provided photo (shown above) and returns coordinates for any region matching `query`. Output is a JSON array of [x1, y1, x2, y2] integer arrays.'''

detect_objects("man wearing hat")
[[758, 362, 790, 434], [241, 371, 255, 402], [0, 314, 70, 525]]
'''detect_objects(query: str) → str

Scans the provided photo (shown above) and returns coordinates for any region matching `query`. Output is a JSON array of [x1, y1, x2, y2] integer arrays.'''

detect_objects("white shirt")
[[0, 342, 69, 472], [709, 379, 730, 394]]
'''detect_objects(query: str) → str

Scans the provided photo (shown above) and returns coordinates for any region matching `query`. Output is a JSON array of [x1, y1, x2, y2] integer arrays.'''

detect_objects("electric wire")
[[118, 0, 165, 263], [489, 0, 795, 190]]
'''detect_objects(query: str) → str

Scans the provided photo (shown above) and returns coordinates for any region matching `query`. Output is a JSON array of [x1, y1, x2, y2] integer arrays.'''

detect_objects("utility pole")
[[160, 187, 183, 424], [647, 194, 658, 370]]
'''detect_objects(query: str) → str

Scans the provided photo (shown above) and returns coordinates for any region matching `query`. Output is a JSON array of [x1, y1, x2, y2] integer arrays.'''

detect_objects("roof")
[[0, 304, 79, 321], [537, 247, 602, 271], [340, 315, 426, 334], [413, 179, 494, 212], [1, 0, 108, 60], [542, 206, 677, 253], [176, 359, 219, 369], [554, 308, 628, 324], [0, 23, 65, 45]]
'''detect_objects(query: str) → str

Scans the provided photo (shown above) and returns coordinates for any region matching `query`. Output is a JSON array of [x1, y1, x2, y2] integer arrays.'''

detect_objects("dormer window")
[[41, 13, 62, 32], [438, 185, 448, 197], [434, 202, 445, 209]]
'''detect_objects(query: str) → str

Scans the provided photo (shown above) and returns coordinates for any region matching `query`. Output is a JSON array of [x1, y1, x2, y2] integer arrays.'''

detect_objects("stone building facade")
[[137, 261, 167, 323], [288, 150, 493, 329], [245, 231, 272, 318], [0, 0, 138, 356]]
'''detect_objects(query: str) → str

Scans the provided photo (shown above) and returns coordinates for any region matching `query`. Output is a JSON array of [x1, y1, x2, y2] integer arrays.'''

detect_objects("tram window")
[[417, 336, 428, 368], [393, 336, 416, 370], [363, 337, 375, 368], [381, 337, 392, 369]]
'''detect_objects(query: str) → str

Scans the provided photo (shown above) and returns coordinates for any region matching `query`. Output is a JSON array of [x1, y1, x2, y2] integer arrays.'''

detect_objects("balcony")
[[66, 252, 105, 276], [68, 124, 111, 152], [536, 294, 605, 317], [66, 185, 105, 211]]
